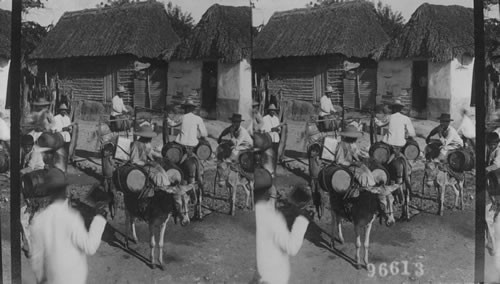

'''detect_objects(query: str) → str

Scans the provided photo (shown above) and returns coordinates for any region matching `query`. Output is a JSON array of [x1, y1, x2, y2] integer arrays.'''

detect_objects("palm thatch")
[[0, 9, 11, 59], [174, 4, 251, 64], [30, 2, 180, 60], [253, 1, 389, 60], [381, 4, 474, 62]]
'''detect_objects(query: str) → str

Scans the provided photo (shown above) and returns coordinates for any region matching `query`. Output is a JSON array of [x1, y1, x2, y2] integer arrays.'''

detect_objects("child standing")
[[102, 143, 117, 219]]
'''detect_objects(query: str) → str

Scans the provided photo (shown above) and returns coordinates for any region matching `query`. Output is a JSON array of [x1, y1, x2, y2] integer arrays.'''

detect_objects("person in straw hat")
[[110, 85, 131, 131], [252, 167, 313, 284], [262, 104, 282, 161], [318, 85, 340, 133], [130, 125, 183, 194], [53, 103, 73, 146], [218, 113, 253, 162], [336, 125, 399, 192], [170, 99, 208, 158], [374, 99, 416, 163], [426, 113, 463, 161], [29, 168, 108, 284]]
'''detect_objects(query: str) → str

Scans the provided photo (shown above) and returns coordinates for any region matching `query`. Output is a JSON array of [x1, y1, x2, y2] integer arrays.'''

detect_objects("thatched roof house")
[[168, 4, 252, 122], [377, 3, 474, 122], [0, 9, 11, 60], [252, 1, 389, 114], [31, 2, 180, 110]]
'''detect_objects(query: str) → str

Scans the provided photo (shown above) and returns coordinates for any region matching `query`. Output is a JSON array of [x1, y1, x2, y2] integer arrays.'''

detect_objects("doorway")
[[201, 62, 217, 119], [412, 61, 428, 113]]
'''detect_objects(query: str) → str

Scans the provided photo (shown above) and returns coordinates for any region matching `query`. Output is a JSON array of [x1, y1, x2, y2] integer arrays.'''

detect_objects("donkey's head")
[[367, 185, 398, 227], [172, 184, 193, 227]]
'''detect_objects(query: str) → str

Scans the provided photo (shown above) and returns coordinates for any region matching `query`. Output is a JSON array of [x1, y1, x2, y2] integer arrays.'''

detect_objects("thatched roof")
[[381, 3, 474, 62], [31, 2, 180, 60], [0, 9, 11, 59], [174, 4, 251, 64], [252, 1, 389, 60]]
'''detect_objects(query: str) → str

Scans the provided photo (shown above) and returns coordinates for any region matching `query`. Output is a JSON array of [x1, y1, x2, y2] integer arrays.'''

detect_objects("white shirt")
[[175, 112, 208, 147], [375, 112, 416, 147], [440, 126, 463, 151], [319, 96, 336, 117], [30, 199, 106, 284], [0, 117, 9, 141], [488, 145, 500, 172], [457, 115, 475, 139], [255, 201, 309, 284], [262, 114, 280, 143], [29, 130, 43, 144], [53, 114, 72, 142], [23, 145, 46, 172], [231, 126, 253, 151], [111, 96, 127, 116]]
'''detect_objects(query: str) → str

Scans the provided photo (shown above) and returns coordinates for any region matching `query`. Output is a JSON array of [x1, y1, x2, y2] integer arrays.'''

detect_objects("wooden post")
[[355, 72, 361, 108]]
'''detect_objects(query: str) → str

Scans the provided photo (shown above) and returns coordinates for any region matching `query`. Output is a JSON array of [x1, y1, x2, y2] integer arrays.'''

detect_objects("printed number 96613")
[[367, 261, 424, 278]]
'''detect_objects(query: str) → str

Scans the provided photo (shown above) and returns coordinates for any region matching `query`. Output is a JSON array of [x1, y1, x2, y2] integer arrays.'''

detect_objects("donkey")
[[215, 161, 253, 215], [386, 156, 412, 221], [122, 185, 192, 270], [327, 185, 398, 269], [180, 156, 204, 220], [423, 161, 464, 216]]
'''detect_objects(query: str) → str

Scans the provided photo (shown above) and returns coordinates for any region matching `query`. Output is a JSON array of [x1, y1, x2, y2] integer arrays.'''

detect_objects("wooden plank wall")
[[117, 61, 135, 106], [267, 71, 315, 103]]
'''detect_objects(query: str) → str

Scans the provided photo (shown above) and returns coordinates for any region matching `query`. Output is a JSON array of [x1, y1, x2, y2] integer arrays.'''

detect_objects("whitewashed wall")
[[0, 59, 9, 111], [449, 57, 474, 123], [239, 58, 252, 127]]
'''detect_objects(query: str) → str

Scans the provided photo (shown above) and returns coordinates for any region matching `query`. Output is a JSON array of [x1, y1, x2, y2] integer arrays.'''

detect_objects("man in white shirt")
[[249, 101, 264, 135], [172, 99, 208, 157], [318, 85, 338, 133], [29, 168, 108, 284], [253, 172, 313, 284], [53, 104, 72, 148], [374, 100, 416, 162], [110, 85, 130, 132], [218, 113, 253, 162], [0, 111, 10, 153], [262, 104, 281, 164], [457, 108, 475, 148], [426, 113, 463, 162]]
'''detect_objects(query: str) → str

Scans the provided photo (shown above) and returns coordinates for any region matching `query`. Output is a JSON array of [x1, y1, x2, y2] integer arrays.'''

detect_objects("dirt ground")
[[11, 116, 476, 283]]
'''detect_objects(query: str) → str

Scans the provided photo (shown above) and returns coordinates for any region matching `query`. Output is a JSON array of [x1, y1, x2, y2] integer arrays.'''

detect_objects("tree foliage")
[[22, 0, 47, 14]]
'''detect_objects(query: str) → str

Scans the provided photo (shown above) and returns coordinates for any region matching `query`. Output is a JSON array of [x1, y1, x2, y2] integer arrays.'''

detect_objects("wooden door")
[[201, 62, 217, 117], [412, 61, 428, 111]]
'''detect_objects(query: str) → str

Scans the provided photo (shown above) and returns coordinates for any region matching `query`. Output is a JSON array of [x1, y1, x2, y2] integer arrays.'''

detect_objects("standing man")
[[110, 85, 130, 132], [426, 113, 463, 162], [174, 99, 208, 157], [262, 104, 281, 164], [53, 103, 72, 151], [29, 168, 108, 284], [318, 85, 338, 133], [218, 113, 253, 162], [0, 111, 9, 151], [374, 99, 416, 162], [249, 100, 264, 135], [254, 174, 313, 284]]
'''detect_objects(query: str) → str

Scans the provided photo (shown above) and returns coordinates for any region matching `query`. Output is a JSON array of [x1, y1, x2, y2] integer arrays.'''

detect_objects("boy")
[[101, 143, 117, 219]]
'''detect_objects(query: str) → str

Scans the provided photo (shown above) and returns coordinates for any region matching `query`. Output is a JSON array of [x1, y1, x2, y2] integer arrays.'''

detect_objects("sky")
[[23, 0, 249, 26], [0, 0, 11, 11]]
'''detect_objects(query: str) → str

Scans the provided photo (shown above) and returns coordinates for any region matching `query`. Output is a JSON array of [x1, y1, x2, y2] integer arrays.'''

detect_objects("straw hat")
[[438, 113, 453, 122], [59, 103, 68, 111], [267, 104, 278, 111], [229, 113, 244, 122], [182, 99, 197, 108], [287, 184, 312, 209], [32, 97, 51, 106], [135, 124, 157, 138], [116, 85, 127, 93], [391, 99, 405, 108], [338, 125, 363, 138], [325, 85, 335, 93]]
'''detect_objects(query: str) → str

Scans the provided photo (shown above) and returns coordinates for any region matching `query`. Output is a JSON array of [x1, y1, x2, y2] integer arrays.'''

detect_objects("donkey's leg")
[[157, 216, 170, 270], [459, 179, 465, 210], [125, 211, 131, 248], [149, 223, 156, 268], [363, 218, 375, 266], [131, 217, 138, 243], [438, 182, 445, 216], [354, 224, 362, 269], [450, 183, 459, 210], [231, 182, 237, 216]]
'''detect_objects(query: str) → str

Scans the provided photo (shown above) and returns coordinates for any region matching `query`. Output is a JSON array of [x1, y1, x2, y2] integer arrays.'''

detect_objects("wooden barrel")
[[113, 165, 147, 194], [239, 151, 254, 173], [487, 168, 500, 195], [21, 169, 52, 198], [0, 150, 9, 173], [254, 167, 273, 191], [162, 142, 185, 164], [448, 148, 474, 172], [363, 158, 389, 185], [160, 158, 184, 185], [424, 139, 443, 160], [254, 132, 272, 151], [318, 165, 353, 193], [195, 139, 212, 161], [369, 142, 391, 164], [37, 132, 64, 150], [403, 139, 420, 161]]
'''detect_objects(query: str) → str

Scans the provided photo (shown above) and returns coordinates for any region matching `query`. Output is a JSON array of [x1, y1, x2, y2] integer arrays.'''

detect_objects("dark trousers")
[[272, 142, 279, 164]]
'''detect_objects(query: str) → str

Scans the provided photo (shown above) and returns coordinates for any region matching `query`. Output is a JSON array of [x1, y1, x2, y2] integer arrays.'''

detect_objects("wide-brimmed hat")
[[229, 113, 244, 122], [59, 103, 68, 111], [338, 125, 363, 138], [267, 104, 278, 111], [488, 132, 500, 144], [287, 184, 312, 209], [438, 113, 453, 122], [135, 124, 157, 138], [325, 85, 335, 93], [32, 98, 51, 106], [182, 99, 197, 108], [116, 85, 127, 93], [391, 99, 405, 108]]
